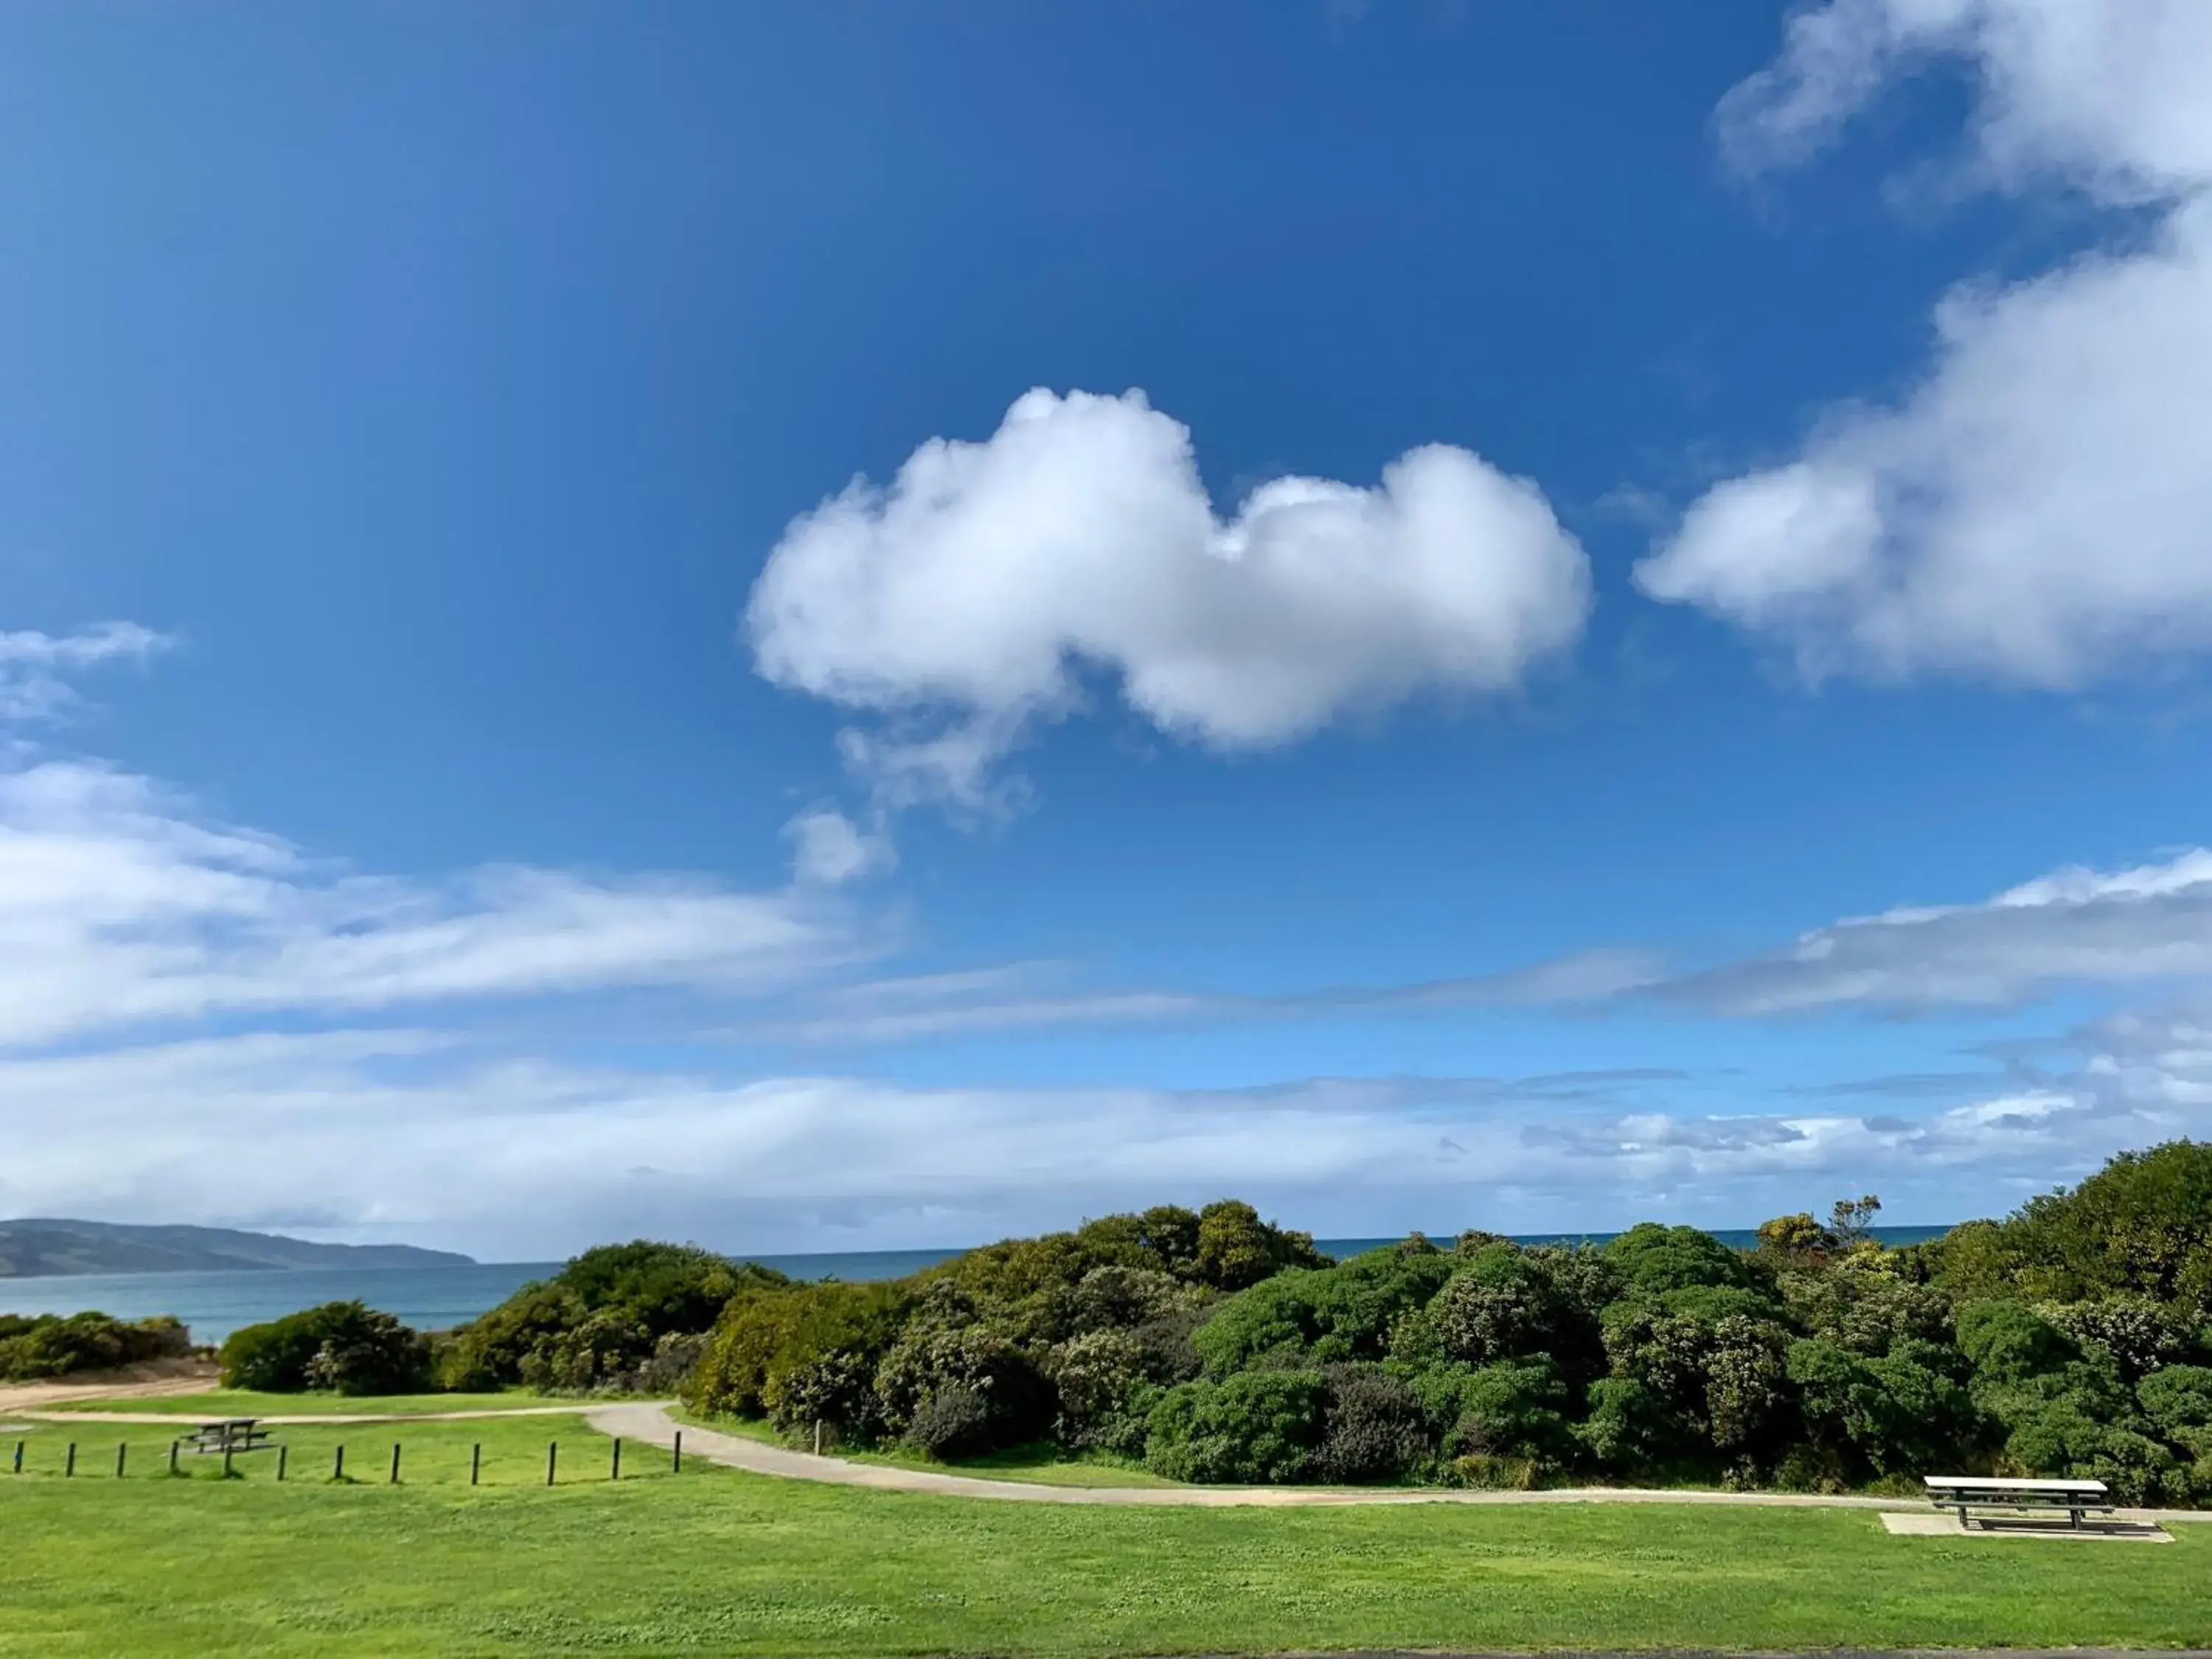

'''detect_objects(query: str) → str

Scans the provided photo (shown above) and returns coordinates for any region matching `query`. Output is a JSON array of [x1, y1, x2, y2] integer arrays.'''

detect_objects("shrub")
[[1144, 1370, 1329, 1483], [2045, 1294, 2191, 1380], [1576, 1376, 1668, 1470], [1789, 1337, 1981, 1476], [0, 1312, 190, 1380], [302, 1307, 431, 1394], [1410, 1358, 1573, 1465], [440, 1242, 785, 1391], [1601, 1223, 1759, 1299], [1193, 1200, 1326, 1291], [1955, 1299, 2076, 1382], [1048, 1327, 1158, 1455], [2138, 1364, 2212, 1456], [875, 1323, 1051, 1454], [1194, 1241, 1453, 1376], [1428, 1245, 1558, 1366], [685, 1279, 908, 1433], [220, 1301, 428, 1394], [1937, 1141, 2212, 1319], [1315, 1366, 1432, 1483], [905, 1384, 999, 1459]]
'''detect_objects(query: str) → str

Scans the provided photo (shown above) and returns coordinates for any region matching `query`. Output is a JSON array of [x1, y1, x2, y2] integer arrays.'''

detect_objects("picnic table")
[[183, 1419, 277, 1456], [1924, 1473, 2113, 1528]]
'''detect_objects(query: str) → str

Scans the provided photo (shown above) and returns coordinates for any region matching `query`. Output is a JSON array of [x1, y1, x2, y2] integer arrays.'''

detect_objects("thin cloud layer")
[[748, 388, 1590, 808], [0, 759, 870, 1049], [4, 1032, 2190, 1257], [0, 622, 170, 722], [1669, 848, 2212, 1015], [1641, 0, 2212, 686]]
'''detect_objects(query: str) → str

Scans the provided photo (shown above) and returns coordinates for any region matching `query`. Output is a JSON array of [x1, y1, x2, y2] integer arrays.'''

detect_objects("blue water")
[[0, 1227, 1953, 1346]]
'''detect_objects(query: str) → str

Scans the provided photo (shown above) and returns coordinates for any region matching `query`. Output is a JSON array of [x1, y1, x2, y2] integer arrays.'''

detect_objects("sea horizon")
[[0, 1225, 1952, 1347]]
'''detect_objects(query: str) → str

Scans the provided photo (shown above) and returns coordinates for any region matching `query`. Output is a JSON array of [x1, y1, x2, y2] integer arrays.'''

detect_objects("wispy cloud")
[[0, 622, 171, 722], [0, 758, 877, 1050], [3, 1026, 2189, 1257], [736, 947, 1666, 1046], [1663, 849, 2212, 1015]]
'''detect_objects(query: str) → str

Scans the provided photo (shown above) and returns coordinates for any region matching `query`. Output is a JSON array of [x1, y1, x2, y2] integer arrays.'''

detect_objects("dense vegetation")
[[218, 1301, 434, 1394], [208, 1144, 2212, 1502], [0, 1311, 191, 1381]]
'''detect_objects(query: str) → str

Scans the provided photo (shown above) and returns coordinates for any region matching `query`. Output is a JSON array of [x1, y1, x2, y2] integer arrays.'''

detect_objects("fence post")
[[222, 1444, 233, 1479], [333, 1444, 345, 1481], [611, 1437, 621, 1481], [672, 1430, 681, 1473], [390, 1443, 402, 1485], [277, 1445, 288, 1482], [115, 1444, 126, 1478], [66, 1442, 75, 1478], [470, 1443, 481, 1486], [546, 1441, 557, 1486], [168, 1440, 178, 1475]]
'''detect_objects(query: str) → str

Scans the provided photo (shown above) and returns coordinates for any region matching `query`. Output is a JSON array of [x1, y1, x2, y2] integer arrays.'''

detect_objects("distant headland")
[[0, 1218, 475, 1278]]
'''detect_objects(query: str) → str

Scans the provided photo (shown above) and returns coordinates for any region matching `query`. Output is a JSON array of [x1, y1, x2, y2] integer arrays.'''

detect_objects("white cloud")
[[0, 759, 870, 1048], [1642, 0, 2212, 686], [748, 389, 1590, 807], [782, 806, 897, 886], [738, 947, 1666, 1047], [1669, 846, 2212, 1014], [0, 622, 170, 721], [4, 1032, 2194, 1259]]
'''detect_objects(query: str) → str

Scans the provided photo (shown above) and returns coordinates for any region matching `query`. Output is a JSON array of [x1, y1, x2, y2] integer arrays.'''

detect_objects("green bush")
[[1047, 1327, 1165, 1455], [1144, 1370, 1329, 1483], [686, 1279, 908, 1435], [1956, 1300, 2076, 1382], [441, 1242, 785, 1392], [2138, 1364, 2212, 1456], [876, 1323, 1051, 1454], [1601, 1223, 1759, 1299], [219, 1301, 428, 1394], [0, 1312, 190, 1380], [1935, 1141, 2212, 1318], [1314, 1365, 1433, 1483], [1194, 1240, 1454, 1376]]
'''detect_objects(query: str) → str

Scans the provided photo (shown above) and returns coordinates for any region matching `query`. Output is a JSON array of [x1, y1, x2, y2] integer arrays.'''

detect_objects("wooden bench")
[[183, 1419, 276, 1456], [1924, 1474, 2113, 1529]]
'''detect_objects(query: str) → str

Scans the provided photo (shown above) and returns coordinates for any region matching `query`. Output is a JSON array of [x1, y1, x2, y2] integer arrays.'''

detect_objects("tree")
[[1829, 1194, 1883, 1248], [1193, 1200, 1326, 1291]]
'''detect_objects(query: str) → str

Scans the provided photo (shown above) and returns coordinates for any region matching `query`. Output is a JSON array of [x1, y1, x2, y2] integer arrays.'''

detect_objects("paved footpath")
[[582, 1402, 2211, 1520]]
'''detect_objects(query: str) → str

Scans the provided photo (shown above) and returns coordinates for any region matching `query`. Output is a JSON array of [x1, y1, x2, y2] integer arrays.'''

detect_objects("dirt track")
[[0, 1358, 218, 1413]]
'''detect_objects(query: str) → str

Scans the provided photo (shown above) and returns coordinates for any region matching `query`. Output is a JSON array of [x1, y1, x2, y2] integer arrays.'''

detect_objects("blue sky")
[[4, 0, 2211, 1260]]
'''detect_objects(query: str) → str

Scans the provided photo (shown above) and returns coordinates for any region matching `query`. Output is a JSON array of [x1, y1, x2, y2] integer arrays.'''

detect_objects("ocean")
[[0, 1226, 1952, 1346]]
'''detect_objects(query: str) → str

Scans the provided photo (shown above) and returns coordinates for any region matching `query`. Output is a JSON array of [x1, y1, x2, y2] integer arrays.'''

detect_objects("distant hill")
[[0, 1219, 475, 1278]]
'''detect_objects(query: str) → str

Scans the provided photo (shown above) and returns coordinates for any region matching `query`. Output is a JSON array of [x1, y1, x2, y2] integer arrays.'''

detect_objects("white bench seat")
[[1924, 1474, 2113, 1528]]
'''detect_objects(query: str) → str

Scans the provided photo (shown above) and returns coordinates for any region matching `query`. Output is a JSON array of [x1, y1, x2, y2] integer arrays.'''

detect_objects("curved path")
[[585, 1402, 1938, 1511]]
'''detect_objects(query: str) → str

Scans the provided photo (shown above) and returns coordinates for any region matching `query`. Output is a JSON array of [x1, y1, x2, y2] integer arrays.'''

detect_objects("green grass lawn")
[[4, 1415, 2209, 1656], [687, 1410, 1175, 1489], [44, 1389, 563, 1417]]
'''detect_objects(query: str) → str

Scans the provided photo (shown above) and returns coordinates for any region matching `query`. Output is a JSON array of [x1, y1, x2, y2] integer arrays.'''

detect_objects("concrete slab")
[[1882, 1510, 2171, 1542]]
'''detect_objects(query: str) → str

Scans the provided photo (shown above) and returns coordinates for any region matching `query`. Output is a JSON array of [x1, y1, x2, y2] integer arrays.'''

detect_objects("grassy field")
[[43, 1389, 561, 1417], [689, 1410, 1176, 1489], [4, 1414, 2211, 1656]]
